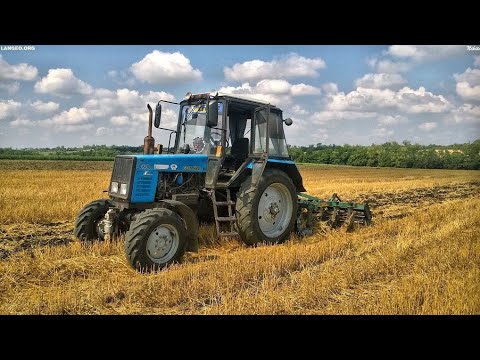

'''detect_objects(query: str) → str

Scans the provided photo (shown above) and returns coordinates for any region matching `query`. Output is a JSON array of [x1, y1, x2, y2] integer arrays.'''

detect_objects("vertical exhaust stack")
[[144, 104, 155, 155]]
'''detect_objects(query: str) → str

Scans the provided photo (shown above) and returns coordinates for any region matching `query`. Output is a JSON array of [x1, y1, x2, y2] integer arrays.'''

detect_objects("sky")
[[0, 45, 479, 148]]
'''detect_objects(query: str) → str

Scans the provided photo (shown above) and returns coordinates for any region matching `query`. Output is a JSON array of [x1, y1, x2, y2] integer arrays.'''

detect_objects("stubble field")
[[0, 160, 479, 314]]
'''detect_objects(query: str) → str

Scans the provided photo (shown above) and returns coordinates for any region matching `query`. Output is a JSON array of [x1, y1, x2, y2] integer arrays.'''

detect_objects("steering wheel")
[[191, 132, 222, 154]]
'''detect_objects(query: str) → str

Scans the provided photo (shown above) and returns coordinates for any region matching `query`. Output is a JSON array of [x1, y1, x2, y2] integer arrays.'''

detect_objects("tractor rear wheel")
[[125, 208, 187, 271], [236, 169, 298, 246], [74, 199, 112, 241]]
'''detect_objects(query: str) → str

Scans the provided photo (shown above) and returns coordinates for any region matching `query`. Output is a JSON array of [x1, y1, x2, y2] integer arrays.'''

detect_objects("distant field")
[[0, 160, 479, 314]]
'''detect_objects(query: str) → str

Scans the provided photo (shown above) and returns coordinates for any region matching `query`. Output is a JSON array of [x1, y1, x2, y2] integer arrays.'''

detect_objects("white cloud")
[[219, 79, 320, 106], [253, 79, 320, 96], [55, 124, 94, 133], [41, 107, 91, 126], [311, 110, 376, 124], [290, 105, 309, 115], [255, 79, 291, 94], [30, 100, 59, 113], [291, 83, 321, 96], [372, 127, 394, 137], [396, 87, 451, 113], [377, 114, 408, 126], [0, 81, 20, 94], [326, 86, 451, 114], [452, 104, 480, 123], [131, 50, 202, 84], [110, 115, 129, 125], [34, 68, 93, 96], [455, 82, 480, 101], [369, 58, 412, 73], [322, 82, 338, 94], [454, 67, 480, 101], [454, 67, 480, 85], [95, 127, 113, 136], [83, 88, 175, 120], [418, 122, 437, 131], [355, 73, 407, 89], [0, 99, 21, 120], [475, 56, 480, 67], [0, 54, 38, 81], [387, 45, 465, 62], [326, 87, 397, 111], [10, 119, 33, 128], [224, 53, 326, 82]]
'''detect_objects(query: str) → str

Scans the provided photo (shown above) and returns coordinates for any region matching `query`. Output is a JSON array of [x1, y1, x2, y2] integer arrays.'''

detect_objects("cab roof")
[[182, 91, 281, 111]]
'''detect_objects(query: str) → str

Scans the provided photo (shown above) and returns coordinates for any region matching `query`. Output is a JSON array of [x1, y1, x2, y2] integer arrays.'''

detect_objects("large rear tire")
[[125, 208, 187, 272], [236, 169, 298, 246], [74, 199, 112, 241]]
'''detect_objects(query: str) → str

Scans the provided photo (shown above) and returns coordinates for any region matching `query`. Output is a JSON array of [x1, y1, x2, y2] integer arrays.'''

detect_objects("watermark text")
[[1, 45, 36, 51]]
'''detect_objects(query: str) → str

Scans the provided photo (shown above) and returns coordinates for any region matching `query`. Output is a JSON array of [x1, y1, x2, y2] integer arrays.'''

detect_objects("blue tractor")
[[74, 92, 371, 271]]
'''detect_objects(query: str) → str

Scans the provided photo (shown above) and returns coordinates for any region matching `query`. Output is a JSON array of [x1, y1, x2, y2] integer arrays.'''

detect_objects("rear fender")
[[233, 159, 306, 192], [265, 161, 306, 192]]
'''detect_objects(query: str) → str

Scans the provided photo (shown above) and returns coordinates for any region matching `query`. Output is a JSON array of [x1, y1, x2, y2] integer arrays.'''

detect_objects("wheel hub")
[[269, 202, 280, 217], [146, 225, 178, 262], [258, 183, 293, 238]]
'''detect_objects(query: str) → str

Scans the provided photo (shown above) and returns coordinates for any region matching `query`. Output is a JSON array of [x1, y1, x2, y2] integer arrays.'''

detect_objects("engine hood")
[[131, 154, 208, 173]]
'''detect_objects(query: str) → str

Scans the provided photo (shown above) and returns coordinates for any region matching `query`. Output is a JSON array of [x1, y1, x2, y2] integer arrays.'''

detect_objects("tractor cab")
[[152, 92, 301, 191]]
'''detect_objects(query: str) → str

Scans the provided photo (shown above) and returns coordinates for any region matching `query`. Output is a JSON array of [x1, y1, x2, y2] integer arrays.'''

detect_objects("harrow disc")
[[296, 193, 372, 235]]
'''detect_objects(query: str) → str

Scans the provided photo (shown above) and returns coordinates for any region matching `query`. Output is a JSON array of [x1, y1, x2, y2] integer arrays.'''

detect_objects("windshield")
[[177, 102, 223, 155]]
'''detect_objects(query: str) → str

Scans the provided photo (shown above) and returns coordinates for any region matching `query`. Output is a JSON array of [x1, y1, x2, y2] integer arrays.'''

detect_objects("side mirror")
[[207, 100, 218, 127], [284, 118, 293, 126], [154, 103, 162, 128]]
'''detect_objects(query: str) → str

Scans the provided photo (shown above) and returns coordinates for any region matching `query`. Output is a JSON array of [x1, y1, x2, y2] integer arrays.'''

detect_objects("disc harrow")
[[296, 193, 372, 236]]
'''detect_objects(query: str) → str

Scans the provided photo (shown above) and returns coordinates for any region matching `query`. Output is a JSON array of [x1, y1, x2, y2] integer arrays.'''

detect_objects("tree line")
[[0, 141, 479, 169], [288, 140, 480, 170], [0, 145, 142, 161]]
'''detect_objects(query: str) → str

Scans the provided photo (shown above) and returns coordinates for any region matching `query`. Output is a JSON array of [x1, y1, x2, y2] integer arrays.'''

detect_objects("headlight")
[[110, 181, 118, 193], [120, 183, 127, 195]]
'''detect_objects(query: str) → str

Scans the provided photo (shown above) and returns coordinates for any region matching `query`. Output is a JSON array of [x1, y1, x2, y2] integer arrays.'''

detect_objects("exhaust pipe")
[[143, 104, 155, 154]]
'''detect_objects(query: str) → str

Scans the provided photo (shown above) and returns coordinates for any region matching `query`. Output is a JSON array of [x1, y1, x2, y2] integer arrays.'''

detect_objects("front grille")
[[109, 156, 135, 199], [111, 157, 134, 183], [134, 176, 153, 198]]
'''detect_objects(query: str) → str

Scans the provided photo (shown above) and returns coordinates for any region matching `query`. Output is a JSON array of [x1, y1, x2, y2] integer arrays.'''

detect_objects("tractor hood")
[[134, 154, 208, 173]]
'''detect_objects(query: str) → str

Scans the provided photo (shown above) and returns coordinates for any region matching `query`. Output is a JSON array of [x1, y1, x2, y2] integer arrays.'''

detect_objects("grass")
[[0, 160, 479, 314]]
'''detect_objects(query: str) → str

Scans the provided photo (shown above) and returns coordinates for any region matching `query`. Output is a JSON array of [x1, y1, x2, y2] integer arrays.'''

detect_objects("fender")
[[265, 160, 306, 192], [238, 158, 307, 192], [158, 200, 199, 252]]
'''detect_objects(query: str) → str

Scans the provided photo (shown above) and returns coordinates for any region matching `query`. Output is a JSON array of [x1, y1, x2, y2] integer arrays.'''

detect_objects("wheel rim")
[[146, 224, 179, 264], [257, 183, 293, 238]]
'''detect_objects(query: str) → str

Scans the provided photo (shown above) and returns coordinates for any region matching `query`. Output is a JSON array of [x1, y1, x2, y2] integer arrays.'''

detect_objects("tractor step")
[[214, 201, 235, 206], [211, 189, 239, 239], [215, 216, 237, 222], [218, 232, 240, 237]]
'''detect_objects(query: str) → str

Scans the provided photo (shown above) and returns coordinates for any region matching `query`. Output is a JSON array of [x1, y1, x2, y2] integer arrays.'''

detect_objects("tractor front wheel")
[[236, 169, 298, 246], [74, 199, 112, 241], [125, 208, 187, 271]]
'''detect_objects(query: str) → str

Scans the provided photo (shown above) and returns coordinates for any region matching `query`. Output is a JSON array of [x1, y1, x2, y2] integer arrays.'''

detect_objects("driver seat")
[[231, 137, 249, 170]]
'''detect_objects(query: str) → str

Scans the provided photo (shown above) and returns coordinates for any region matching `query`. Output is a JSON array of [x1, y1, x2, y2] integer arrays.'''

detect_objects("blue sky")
[[0, 45, 479, 148]]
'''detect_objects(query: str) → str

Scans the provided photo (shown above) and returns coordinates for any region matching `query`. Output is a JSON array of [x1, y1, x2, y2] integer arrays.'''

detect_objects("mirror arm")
[[158, 100, 180, 105], [157, 127, 177, 133]]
